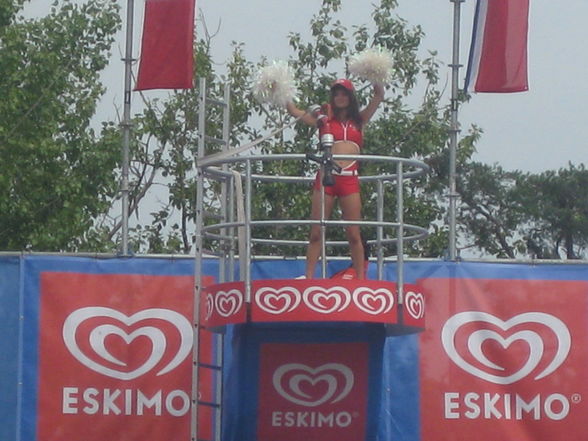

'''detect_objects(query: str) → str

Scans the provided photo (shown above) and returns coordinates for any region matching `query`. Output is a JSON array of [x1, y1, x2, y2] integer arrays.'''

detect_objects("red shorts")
[[313, 172, 360, 197]]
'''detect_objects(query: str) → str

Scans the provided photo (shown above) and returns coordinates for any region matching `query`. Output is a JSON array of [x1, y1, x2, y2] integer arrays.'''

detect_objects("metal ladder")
[[193, 78, 232, 441]]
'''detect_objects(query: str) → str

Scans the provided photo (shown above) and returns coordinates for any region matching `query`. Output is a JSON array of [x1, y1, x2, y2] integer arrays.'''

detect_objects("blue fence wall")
[[2, 254, 588, 441], [0, 256, 21, 441]]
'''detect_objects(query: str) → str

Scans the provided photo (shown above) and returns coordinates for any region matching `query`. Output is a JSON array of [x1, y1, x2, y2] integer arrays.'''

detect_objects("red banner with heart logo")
[[418, 278, 588, 441], [36, 272, 205, 441], [257, 342, 369, 441]]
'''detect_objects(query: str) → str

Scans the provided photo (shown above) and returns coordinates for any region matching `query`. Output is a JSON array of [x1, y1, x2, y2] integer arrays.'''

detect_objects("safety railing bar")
[[203, 230, 428, 247], [204, 135, 227, 145], [201, 219, 428, 230], [198, 153, 429, 170], [203, 210, 224, 220], [197, 362, 223, 370], [249, 237, 413, 247], [197, 401, 222, 408], [203, 168, 426, 182], [205, 97, 228, 107], [197, 248, 225, 257]]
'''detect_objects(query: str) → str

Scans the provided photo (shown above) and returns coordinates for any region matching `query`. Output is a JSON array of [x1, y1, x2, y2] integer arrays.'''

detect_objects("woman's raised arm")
[[286, 101, 318, 126], [359, 83, 385, 123]]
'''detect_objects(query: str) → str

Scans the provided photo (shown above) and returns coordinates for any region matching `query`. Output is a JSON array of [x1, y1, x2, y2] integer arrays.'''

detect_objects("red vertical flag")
[[464, 0, 530, 93], [135, 0, 196, 91]]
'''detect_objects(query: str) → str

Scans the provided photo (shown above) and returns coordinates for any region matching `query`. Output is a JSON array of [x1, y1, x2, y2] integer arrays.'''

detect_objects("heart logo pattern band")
[[205, 285, 404, 318], [255, 286, 301, 314], [352, 287, 395, 315], [302, 286, 352, 314]]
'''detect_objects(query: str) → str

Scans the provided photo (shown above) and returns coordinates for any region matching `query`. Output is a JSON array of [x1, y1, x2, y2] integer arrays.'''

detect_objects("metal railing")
[[197, 152, 430, 302]]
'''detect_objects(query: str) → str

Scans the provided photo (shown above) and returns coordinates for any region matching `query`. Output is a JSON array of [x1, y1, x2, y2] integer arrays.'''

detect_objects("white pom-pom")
[[252, 61, 298, 108], [348, 47, 393, 86]]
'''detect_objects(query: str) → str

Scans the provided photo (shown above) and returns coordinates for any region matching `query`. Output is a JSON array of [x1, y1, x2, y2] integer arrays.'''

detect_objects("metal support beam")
[[120, 0, 135, 256], [448, 0, 465, 260]]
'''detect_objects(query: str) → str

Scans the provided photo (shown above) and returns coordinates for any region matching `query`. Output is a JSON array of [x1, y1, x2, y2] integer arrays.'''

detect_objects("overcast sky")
[[193, 0, 588, 174], [26, 0, 588, 174]]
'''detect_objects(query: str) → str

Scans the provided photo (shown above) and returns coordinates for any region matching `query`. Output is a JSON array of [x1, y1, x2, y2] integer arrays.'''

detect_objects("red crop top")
[[325, 118, 363, 148]]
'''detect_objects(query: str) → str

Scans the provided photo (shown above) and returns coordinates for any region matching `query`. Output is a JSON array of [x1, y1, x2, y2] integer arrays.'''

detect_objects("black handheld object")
[[305, 104, 340, 187]]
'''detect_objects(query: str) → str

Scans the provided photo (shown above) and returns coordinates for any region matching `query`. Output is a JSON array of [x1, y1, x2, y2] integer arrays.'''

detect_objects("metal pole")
[[192, 77, 207, 441], [228, 177, 236, 281], [396, 162, 404, 304], [376, 179, 384, 280], [245, 159, 252, 301], [120, 0, 134, 256], [320, 181, 326, 278], [448, 0, 464, 260], [222, 84, 232, 284]]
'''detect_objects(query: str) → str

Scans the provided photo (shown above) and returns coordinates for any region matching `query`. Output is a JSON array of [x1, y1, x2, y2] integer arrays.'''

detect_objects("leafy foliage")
[[457, 162, 588, 259], [239, 0, 477, 258], [457, 162, 526, 258], [519, 164, 588, 259], [0, 0, 121, 251], [4, 0, 586, 261], [121, 37, 259, 253]]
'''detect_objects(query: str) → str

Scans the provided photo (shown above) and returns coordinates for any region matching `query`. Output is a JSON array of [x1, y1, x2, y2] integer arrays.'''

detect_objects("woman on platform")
[[286, 79, 384, 279]]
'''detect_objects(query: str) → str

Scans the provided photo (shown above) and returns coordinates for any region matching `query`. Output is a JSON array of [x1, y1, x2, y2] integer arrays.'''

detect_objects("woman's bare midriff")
[[332, 140, 360, 168]]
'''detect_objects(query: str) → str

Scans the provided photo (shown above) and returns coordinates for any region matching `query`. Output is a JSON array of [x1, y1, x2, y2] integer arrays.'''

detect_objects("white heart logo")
[[352, 287, 395, 315], [255, 286, 301, 314], [405, 291, 425, 319], [205, 294, 214, 321], [215, 289, 243, 317], [273, 363, 354, 407], [63, 307, 193, 380], [303, 286, 351, 314], [441, 311, 571, 384]]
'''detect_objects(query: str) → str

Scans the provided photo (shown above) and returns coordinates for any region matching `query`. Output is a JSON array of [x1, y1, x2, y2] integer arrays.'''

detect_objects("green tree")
[[246, 0, 479, 257], [456, 162, 588, 260], [457, 162, 526, 258], [516, 164, 588, 259], [121, 35, 258, 254], [129, 0, 480, 258], [0, 0, 121, 251]]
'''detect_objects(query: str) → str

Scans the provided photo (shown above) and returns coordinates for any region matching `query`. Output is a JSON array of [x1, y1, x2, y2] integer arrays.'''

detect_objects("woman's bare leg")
[[339, 192, 365, 279], [306, 189, 336, 279]]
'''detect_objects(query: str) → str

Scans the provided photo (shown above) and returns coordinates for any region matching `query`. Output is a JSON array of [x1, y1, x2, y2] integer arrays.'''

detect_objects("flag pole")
[[121, 0, 135, 256], [448, 0, 464, 260]]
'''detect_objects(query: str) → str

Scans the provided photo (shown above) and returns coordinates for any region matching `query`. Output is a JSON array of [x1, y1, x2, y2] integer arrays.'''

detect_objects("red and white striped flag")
[[135, 0, 196, 91], [464, 0, 530, 93]]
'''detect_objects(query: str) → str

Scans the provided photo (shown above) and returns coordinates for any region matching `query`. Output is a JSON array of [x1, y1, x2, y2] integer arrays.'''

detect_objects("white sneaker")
[[295, 275, 307, 279]]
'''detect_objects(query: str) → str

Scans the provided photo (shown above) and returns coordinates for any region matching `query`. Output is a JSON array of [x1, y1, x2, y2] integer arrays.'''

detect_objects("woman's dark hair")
[[330, 86, 363, 127]]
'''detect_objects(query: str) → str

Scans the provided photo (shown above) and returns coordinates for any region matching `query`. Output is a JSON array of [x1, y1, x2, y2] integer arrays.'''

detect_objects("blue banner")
[[0, 255, 587, 441], [0, 256, 21, 441]]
